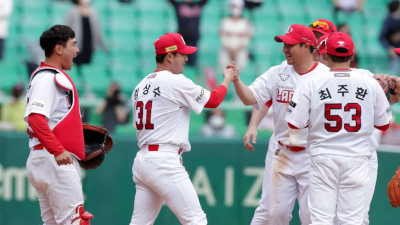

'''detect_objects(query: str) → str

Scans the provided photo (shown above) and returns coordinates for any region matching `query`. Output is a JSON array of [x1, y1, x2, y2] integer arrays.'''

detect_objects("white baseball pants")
[[130, 149, 207, 225], [268, 146, 311, 225], [26, 149, 84, 225], [309, 155, 369, 225]]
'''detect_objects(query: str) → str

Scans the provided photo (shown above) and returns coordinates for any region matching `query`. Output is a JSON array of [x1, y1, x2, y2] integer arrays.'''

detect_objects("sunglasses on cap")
[[309, 21, 334, 33]]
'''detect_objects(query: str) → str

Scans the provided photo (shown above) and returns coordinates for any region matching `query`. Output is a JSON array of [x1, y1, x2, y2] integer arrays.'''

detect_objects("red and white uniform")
[[24, 63, 86, 224], [249, 60, 329, 225], [130, 70, 211, 225], [287, 68, 391, 225]]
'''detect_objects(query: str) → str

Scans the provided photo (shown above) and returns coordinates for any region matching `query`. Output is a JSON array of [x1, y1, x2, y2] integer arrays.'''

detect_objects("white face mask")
[[209, 115, 225, 129], [81, 0, 91, 4], [231, 7, 243, 17], [393, 11, 400, 19]]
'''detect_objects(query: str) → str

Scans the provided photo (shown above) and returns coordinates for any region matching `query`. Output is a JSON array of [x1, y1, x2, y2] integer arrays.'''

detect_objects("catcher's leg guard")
[[71, 204, 94, 225]]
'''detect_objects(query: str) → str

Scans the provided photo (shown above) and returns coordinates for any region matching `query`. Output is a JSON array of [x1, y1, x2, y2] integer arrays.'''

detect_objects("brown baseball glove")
[[387, 166, 400, 207], [79, 124, 113, 170]]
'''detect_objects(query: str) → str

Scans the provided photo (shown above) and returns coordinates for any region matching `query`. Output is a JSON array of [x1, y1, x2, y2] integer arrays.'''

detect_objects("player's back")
[[131, 70, 206, 151], [306, 69, 389, 157]]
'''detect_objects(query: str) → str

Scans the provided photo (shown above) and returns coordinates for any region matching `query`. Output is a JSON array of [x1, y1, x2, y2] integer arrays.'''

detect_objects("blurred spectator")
[[95, 82, 130, 133], [219, 0, 253, 71], [0, 83, 26, 132], [25, 41, 45, 75], [65, 0, 107, 67], [200, 108, 238, 138], [332, 0, 364, 24], [379, 0, 400, 75], [0, 0, 13, 60], [168, 0, 208, 67], [337, 23, 359, 68]]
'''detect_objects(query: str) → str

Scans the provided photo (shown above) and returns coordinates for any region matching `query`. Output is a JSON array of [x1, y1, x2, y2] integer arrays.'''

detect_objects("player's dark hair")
[[40, 25, 75, 57], [299, 43, 314, 53], [389, 0, 400, 13], [156, 52, 177, 63], [328, 54, 352, 63], [71, 0, 80, 5]]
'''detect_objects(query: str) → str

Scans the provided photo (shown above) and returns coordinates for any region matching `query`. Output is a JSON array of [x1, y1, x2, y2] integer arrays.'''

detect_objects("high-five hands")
[[225, 61, 239, 82]]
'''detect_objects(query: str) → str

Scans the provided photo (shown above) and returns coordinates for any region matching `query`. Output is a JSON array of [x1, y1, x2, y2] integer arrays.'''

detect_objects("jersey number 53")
[[324, 103, 361, 132], [135, 101, 154, 130]]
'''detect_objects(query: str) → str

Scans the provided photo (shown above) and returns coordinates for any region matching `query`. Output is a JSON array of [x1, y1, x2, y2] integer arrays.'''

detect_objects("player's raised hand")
[[222, 67, 235, 83], [55, 151, 74, 166], [243, 126, 258, 151], [226, 61, 239, 82]]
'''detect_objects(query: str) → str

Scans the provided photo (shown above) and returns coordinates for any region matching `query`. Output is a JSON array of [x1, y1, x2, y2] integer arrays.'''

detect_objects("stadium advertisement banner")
[[0, 133, 399, 225]]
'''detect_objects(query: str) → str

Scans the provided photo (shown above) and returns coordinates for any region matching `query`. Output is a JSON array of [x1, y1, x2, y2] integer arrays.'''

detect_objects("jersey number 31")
[[135, 101, 154, 130], [325, 103, 361, 132]]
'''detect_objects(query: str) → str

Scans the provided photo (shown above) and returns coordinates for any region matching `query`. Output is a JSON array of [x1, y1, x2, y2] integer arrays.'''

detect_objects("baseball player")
[[247, 19, 337, 225], [130, 33, 237, 225], [234, 24, 329, 225], [24, 25, 93, 225], [245, 19, 337, 225], [309, 19, 337, 41], [287, 32, 392, 225], [315, 35, 400, 225]]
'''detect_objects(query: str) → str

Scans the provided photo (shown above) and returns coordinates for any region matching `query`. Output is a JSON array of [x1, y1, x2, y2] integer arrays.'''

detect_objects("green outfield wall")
[[0, 131, 399, 225]]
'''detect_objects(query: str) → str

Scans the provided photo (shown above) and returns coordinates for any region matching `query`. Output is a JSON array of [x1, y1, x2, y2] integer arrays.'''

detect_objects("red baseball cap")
[[154, 33, 197, 55], [309, 19, 337, 35], [316, 34, 329, 54], [326, 32, 354, 57], [395, 48, 400, 56], [274, 24, 316, 46]]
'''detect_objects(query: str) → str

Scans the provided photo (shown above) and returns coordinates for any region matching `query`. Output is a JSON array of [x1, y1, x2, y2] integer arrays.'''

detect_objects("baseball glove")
[[79, 124, 113, 170], [387, 166, 400, 207]]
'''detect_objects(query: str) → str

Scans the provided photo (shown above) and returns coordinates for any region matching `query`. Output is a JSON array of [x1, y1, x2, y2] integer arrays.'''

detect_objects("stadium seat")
[[190, 111, 206, 136], [110, 64, 139, 95], [0, 61, 22, 93], [225, 109, 249, 136], [80, 64, 110, 97], [114, 124, 136, 135]]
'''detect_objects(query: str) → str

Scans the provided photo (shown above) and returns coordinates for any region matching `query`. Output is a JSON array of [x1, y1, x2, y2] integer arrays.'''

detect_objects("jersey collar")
[[297, 62, 318, 75], [330, 68, 351, 71]]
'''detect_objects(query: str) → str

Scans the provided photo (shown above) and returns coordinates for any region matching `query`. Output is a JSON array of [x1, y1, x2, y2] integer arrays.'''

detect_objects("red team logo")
[[276, 88, 294, 103]]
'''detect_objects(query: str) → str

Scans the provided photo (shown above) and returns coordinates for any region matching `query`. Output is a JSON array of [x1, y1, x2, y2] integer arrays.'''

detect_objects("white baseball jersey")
[[249, 61, 329, 147], [287, 68, 392, 157], [132, 70, 211, 152]]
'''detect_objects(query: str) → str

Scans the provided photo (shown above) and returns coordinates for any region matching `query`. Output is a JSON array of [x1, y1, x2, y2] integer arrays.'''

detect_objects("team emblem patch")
[[334, 73, 350, 77], [279, 73, 290, 81]]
